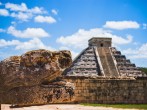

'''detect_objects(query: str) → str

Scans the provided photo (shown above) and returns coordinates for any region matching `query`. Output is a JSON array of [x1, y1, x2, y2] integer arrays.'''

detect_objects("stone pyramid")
[[65, 37, 145, 77]]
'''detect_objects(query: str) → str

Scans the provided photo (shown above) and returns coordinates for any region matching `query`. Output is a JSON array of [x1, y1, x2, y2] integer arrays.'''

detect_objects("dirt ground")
[[1, 104, 139, 110]]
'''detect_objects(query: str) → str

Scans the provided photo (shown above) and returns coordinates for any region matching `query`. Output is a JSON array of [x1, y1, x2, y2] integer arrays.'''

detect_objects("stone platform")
[[63, 76, 147, 104]]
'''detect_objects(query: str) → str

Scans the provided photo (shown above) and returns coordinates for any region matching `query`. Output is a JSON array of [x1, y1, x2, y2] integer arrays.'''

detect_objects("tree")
[[140, 67, 147, 75]]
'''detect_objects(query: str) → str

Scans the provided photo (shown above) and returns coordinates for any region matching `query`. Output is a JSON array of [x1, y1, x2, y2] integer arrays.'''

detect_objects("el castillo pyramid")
[[1, 37, 147, 105], [65, 37, 145, 77]]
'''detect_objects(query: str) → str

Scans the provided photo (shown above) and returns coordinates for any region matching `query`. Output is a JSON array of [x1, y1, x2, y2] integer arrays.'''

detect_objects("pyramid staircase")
[[97, 47, 119, 77]]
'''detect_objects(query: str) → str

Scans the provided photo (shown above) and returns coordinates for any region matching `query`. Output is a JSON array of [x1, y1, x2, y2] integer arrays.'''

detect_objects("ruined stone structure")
[[0, 49, 75, 106], [65, 37, 146, 77], [0, 37, 147, 105], [64, 76, 147, 104], [62, 37, 147, 104]]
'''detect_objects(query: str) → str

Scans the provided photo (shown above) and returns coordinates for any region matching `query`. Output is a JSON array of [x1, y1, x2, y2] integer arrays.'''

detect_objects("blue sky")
[[0, 0, 147, 67]]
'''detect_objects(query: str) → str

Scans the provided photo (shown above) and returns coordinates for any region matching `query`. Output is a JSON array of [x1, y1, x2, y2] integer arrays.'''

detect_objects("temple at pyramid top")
[[64, 37, 146, 77], [88, 37, 112, 47]]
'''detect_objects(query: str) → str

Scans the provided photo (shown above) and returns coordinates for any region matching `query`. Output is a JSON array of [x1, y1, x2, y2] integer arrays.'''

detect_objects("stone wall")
[[63, 76, 147, 104]]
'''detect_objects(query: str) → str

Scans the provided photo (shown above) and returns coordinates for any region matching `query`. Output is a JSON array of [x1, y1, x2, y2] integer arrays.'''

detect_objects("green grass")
[[140, 67, 147, 75], [81, 103, 147, 110]]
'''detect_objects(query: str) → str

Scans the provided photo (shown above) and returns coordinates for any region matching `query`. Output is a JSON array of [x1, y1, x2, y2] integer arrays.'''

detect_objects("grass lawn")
[[81, 103, 147, 109]]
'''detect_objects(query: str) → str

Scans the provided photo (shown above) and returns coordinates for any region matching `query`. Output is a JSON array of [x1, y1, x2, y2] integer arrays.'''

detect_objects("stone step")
[[97, 47, 119, 77], [110, 47, 145, 77], [66, 47, 101, 76]]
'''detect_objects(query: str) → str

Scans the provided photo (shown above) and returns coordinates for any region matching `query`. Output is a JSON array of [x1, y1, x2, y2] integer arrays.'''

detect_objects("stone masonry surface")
[[63, 76, 147, 104]]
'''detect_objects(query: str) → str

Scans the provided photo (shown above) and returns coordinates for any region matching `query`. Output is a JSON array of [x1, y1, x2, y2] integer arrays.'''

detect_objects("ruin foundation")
[[63, 76, 147, 104]]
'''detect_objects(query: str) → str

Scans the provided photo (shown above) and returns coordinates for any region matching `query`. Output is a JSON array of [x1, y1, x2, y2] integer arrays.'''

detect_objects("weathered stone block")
[[0, 49, 75, 105]]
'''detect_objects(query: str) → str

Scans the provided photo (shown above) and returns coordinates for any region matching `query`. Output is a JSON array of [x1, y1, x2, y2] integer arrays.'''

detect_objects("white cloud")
[[112, 34, 132, 45], [51, 9, 58, 15], [59, 46, 69, 50], [122, 48, 138, 55], [4, 2, 47, 21], [0, 38, 55, 51], [0, 39, 20, 47], [8, 26, 49, 38], [11, 12, 32, 21], [0, 9, 9, 16], [5, 2, 46, 14], [34, 15, 56, 23], [5, 3, 28, 12], [0, 28, 5, 32], [11, 21, 16, 25], [15, 38, 55, 50], [56, 28, 133, 49], [122, 43, 147, 59], [0, 2, 2, 5], [103, 21, 140, 30], [143, 23, 147, 29], [71, 51, 79, 60], [1, 2, 58, 23], [28, 7, 47, 14], [0, 38, 55, 60]]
